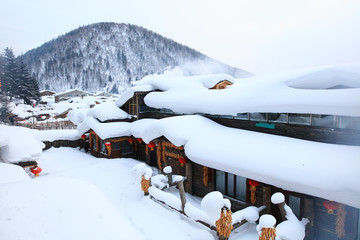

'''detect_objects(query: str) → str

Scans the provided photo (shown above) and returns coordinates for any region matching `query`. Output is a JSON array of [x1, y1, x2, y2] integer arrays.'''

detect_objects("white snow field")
[[0, 147, 261, 240]]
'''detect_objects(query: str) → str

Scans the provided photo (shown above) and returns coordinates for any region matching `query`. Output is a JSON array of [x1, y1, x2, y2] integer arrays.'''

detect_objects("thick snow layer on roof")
[[0, 163, 30, 185], [115, 84, 153, 107], [77, 117, 131, 140], [135, 115, 360, 208], [140, 64, 360, 117], [53, 88, 93, 97], [68, 108, 89, 125], [87, 102, 130, 122], [34, 129, 81, 142], [130, 118, 158, 138], [0, 125, 44, 164]]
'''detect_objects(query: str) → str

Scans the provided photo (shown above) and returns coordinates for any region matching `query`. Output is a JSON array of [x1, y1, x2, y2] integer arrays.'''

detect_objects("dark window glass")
[[235, 176, 247, 201], [311, 115, 336, 128], [288, 195, 301, 218], [227, 173, 235, 197], [250, 113, 267, 122], [235, 113, 249, 120], [112, 142, 121, 151], [268, 113, 287, 123], [92, 136, 97, 151], [339, 116, 360, 130], [216, 170, 226, 194], [288, 114, 310, 125], [122, 141, 132, 154], [100, 140, 106, 154]]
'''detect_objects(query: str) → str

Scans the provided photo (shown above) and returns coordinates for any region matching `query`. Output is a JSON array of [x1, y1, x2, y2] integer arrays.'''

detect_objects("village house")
[[54, 89, 93, 102], [76, 66, 360, 240]]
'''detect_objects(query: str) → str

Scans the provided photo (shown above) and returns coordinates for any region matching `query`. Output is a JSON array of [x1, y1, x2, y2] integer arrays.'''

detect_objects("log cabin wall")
[[313, 198, 359, 240]]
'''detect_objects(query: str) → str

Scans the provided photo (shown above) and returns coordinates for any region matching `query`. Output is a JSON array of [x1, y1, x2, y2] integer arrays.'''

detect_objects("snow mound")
[[201, 191, 231, 223], [87, 102, 130, 122], [0, 125, 44, 164], [0, 177, 144, 240], [0, 163, 30, 185], [271, 192, 285, 204]]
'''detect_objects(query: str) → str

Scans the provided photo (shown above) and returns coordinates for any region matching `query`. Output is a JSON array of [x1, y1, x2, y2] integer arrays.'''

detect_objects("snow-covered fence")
[[17, 120, 76, 130], [131, 163, 265, 240]]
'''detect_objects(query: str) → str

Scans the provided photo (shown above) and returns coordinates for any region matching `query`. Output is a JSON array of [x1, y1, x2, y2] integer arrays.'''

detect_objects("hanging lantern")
[[323, 200, 339, 214], [81, 134, 86, 140], [147, 142, 156, 151], [128, 138, 134, 144], [248, 179, 260, 205], [31, 167, 42, 177], [104, 141, 111, 156], [137, 138, 143, 143], [178, 157, 188, 167]]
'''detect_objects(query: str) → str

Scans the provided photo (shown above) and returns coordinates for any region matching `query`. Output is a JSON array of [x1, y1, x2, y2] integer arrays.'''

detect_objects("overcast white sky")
[[1, 0, 359, 74]]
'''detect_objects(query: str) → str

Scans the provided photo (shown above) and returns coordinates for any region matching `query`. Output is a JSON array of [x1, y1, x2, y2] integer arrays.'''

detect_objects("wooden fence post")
[[177, 180, 187, 213]]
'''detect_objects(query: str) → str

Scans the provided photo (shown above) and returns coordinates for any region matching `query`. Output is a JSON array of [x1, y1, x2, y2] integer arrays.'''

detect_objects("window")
[[288, 195, 301, 218], [100, 140, 106, 154], [339, 116, 360, 130], [250, 113, 267, 122], [92, 135, 97, 151], [216, 170, 247, 202], [235, 113, 249, 120], [112, 142, 121, 151], [288, 113, 310, 125], [122, 141, 132, 154], [268, 113, 287, 123], [311, 114, 336, 128]]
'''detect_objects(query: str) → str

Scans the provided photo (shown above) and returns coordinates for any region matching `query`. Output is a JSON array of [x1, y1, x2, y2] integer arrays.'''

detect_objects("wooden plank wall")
[[313, 198, 359, 240]]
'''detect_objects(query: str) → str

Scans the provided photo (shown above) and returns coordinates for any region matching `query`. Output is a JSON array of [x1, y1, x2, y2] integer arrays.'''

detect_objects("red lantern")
[[128, 138, 134, 144], [248, 179, 260, 205], [81, 134, 86, 140], [31, 167, 42, 177], [148, 142, 156, 151], [178, 157, 187, 167], [323, 200, 339, 214], [104, 141, 111, 147], [137, 138, 143, 143]]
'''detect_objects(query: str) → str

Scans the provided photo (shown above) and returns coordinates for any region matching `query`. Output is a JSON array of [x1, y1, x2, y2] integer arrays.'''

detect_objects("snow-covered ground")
[[0, 147, 259, 240]]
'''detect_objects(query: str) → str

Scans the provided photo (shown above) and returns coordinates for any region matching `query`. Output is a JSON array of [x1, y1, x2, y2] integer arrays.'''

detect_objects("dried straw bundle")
[[203, 166, 209, 187], [336, 204, 346, 238], [216, 208, 233, 238], [141, 175, 151, 195], [259, 227, 276, 240]]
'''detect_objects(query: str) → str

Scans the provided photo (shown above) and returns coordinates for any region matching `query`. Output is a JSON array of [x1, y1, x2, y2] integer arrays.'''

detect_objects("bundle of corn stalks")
[[336, 204, 346, 238], [216, 208, 233, 239], [259, 227, 276, 240], [141, 175, 151, 195]]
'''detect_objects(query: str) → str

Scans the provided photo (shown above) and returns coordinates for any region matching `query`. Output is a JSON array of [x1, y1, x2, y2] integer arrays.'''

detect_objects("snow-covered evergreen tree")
[[3, 48, 18, 99], [16, 56, 40, 104]]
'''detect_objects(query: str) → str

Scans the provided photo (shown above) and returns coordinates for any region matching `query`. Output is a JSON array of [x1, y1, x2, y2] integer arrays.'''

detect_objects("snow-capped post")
[[163, 166, 173, 186], [257, 214, 276, 240], [132, 163, 153, 196], [31, 166, 42, 177], [271, 192, 286, 221], [201, 192, 232, 240]]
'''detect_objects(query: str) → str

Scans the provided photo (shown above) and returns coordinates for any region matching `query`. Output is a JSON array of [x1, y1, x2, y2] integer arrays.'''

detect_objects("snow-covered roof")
[[131, 115, 360, 209], [34, 129, 82, 142], [77, 117, 132, 140], [129, 64, 360, 117], [115, 84, 153, 107], [87, 102, 131, 122], [0, 125, 44, 164], [53, 89, 93, 97]]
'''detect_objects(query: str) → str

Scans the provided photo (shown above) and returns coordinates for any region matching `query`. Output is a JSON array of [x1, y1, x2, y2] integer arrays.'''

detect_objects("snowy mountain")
[[22, 22, 252, 94]]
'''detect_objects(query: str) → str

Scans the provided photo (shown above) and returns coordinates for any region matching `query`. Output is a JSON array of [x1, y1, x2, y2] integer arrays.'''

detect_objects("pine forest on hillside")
[[23, 22, 252, 94]]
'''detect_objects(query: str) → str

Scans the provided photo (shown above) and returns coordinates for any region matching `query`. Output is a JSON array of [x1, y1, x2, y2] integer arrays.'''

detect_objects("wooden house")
[[54, 89, 93, 102], [82, 69, 360, 239]]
